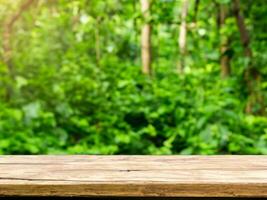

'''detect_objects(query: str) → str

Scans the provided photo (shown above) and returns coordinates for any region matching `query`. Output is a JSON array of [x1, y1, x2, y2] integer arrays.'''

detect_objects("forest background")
[[0, 0, 267, 154]]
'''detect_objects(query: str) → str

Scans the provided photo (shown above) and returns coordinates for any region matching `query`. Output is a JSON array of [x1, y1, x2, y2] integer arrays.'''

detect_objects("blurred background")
[[0, 0, 266, 154]]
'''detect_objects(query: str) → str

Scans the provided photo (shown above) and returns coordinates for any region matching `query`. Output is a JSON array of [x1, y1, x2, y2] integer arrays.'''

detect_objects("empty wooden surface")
[[0, 156, 267, 197]]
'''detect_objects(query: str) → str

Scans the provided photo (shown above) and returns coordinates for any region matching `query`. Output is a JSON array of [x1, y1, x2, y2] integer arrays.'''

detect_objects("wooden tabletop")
[[0, 156, 267, 197]]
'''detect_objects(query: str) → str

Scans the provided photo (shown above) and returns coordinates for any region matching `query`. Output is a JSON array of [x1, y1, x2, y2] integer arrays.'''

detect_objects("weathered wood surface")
[[0, 156, 267, 197]]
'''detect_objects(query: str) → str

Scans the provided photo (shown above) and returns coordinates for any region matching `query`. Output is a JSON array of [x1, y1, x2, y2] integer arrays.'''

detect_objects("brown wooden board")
[[0, 198, 265, 199], [0, 156, 267, 197]]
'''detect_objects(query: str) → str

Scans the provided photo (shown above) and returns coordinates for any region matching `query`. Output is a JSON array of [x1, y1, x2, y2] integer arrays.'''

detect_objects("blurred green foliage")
[[0, 0, 266, 154]]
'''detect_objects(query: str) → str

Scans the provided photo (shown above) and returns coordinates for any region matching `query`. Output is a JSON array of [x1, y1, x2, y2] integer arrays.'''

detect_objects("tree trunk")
[[218, 4, 231, 78], [232, 0, 263, 114], [232, 0, 252, 59], [2, 0, 34, 99], [178, 0, 189, 73], [95, 17, 101, 68], [140, 0, 152, 75]]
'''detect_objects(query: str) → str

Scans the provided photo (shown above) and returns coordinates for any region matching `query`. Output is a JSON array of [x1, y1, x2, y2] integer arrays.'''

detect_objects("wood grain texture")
[[0, 156, 267, 197]]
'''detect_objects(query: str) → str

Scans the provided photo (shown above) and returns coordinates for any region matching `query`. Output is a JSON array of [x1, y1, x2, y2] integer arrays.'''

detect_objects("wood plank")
[[1, 198, 267, 200], [0, 156, 267, 197], [0, 198, 266, 200]]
